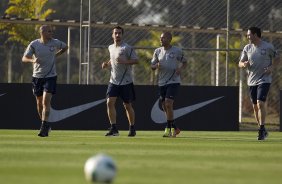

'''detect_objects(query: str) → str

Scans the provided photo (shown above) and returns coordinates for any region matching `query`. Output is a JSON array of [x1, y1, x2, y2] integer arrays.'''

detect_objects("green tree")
[[0, 0, 54, 46], [209, 21, 247, 86], [0, 0, 54, 83]]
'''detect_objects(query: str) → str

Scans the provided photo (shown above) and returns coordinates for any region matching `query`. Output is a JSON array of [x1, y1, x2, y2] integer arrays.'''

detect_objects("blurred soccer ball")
[[84, 154, 117, 183]]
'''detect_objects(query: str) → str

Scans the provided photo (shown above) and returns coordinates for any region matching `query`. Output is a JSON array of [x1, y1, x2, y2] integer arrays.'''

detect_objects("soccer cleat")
[[171, 128, 177, 137], [175, 127, 181, 135], [38, 122, 51, 137], [163, 128, 171, 137], [128, 127, 136, 137], [257, 129, 268, 140], [105, 127, 119, 136]]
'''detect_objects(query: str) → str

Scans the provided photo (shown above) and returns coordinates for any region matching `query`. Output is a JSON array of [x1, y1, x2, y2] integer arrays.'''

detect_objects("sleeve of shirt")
[[177, 49, 187, 63], [23, 43, 35, 57], [239, 46, 248, 61], [269, 44, 278, 59], [54, 39, 67, 49], [127, 46, 138, 60], [151, 49, 159, 65]]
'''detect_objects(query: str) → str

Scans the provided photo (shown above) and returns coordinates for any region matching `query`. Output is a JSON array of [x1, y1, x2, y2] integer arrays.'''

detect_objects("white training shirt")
[[23, 38, 67, 78], [108, 42, 138, 85], [151, 46, 187, 86], [240, 40, 278, 86]]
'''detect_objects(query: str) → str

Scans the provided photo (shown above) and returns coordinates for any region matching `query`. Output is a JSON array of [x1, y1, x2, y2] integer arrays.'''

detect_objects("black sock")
[[172, 122, 177, 129], [42, 121, 48, 125], [260, 125, 265, 130], [166, 120, 174, 128], [111, 124, 117, 129], [130, 125, 135, 130]]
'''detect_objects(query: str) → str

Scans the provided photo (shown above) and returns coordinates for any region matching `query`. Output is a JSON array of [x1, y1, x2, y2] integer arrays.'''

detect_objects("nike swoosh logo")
[[48, 99, 106, 122], [0, 93, 6, 97], [151, 96, 224, 124]]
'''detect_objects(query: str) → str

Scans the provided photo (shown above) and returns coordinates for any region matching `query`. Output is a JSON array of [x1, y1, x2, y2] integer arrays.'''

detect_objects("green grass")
[[1, 130, 282, 184]]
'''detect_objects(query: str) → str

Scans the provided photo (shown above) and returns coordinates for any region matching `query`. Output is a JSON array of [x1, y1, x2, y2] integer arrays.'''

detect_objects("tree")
[[0, 0, 54, 83], [0, 0, 54, 46]]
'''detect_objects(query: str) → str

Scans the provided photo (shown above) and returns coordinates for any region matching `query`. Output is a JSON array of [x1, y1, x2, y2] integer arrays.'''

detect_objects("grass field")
[[1, 130, 282, 184]]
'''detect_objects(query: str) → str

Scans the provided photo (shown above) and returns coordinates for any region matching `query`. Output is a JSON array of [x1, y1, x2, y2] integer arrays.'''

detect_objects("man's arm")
[[238, 60, 249, 68], [265, 54, 280, 74], [22, 55, 37, 63], [102, 60, 111, 69], [55, 46, 68, 57], [175, 62, 187, 75]]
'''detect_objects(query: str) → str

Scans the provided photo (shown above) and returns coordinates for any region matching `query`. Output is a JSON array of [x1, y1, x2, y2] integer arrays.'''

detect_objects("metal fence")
[[1, 0, 282, 129]]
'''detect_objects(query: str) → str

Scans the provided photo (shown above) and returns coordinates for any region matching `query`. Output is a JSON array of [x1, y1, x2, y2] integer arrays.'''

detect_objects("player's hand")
[[102, 61, 109, 69], [243, 61, 250, 67], [33, 58, 39, 63], [151, 63, 159, 70], [175, 63, 183, 75], [116, 57, 127, 64], [264, 66, 273, 74], [175, 68, 181, 75]]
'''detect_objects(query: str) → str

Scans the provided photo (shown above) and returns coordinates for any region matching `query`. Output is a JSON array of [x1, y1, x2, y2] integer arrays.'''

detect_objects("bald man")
[[151, 32, 187, 137], [22, 25, 68, 137]]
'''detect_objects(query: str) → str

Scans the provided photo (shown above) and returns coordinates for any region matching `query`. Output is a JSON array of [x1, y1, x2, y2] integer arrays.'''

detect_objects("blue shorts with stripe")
[[32, 76, 57, 97], [106, 82, 136, 103], [159, 83, 180, 102], [249, 83, 271, 104]]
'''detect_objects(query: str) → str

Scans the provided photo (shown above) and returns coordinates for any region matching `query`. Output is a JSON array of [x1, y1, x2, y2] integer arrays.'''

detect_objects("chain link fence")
[[1, 0, 282, 129]]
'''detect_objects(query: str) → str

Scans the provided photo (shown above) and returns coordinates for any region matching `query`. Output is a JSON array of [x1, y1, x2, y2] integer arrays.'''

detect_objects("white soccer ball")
[[84, 154, 117, 183]]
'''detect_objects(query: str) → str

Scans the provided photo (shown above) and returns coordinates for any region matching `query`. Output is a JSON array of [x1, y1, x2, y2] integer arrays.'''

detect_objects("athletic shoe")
[[163, 128, 171, 137], [105, 127, 119, 136], [175, 127, 181, 135], [171, 128, 177, 137], [257, 129, 268, 140], [128, 127, 136, 137], [38, 122, 51, 137]]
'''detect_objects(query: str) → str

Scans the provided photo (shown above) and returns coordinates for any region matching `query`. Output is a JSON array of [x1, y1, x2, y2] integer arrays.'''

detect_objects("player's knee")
[[123, 102, 132, 110], [257, 100, 265, 109], [164, 100, 173, 109]]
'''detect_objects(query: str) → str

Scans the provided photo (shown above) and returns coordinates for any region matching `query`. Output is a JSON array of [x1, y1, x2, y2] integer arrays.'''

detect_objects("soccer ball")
[[84, 153, 117, 183]]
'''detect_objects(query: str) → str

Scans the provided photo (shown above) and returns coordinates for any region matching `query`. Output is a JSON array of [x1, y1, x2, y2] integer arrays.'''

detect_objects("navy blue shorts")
[[32, 76, 57, 97], [249, 83, 271, 104], [106, 83, 136, 103], [159, 83, 180, 102]]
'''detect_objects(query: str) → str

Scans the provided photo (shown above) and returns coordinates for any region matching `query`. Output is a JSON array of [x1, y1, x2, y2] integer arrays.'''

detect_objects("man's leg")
[[164, 98, 174, 121], [35, 96, 43, 121], [123, 102, 135, 126], [252, 104, 260, 127], [38, 92, 52, 137], [105, 97, 119, 136], [257, 100, 268, 140], [256, 84, 270, 140], [107, 97, 117, 124], [123, 102, 136, 137], [42, 92, 52, 121], [257, 100, 266, 126], [163, 98, 175, 137], [162, 100, 180, 132]]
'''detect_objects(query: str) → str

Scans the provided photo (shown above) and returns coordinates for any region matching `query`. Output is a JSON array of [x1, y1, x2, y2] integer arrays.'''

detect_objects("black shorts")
[[106, 82, 136, 103], [249, 83, 271, 104], [159, 83, 180, 102], [32, 76, 57, 97]]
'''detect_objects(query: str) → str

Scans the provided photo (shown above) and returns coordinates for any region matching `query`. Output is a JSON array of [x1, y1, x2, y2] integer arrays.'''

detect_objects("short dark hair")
[[248, 27, 261, 38], [112, 26, 124, 34], [162, 31, 172, 40], [40, 25, 52, 33]]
